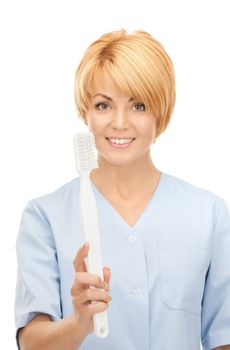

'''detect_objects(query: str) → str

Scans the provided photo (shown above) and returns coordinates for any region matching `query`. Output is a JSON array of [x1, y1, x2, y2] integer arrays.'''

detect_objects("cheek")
[[137, 119, 156, 138], [87, 121, 108, 149], [90, 124, 105, 138], [84, 114, 97, 136], [86, 116, 104, 135]]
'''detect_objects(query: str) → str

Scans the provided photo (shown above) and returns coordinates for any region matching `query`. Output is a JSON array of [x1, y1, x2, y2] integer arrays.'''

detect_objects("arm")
[[18, 314, 89, 350], [15, 201, 111, 349], [18, 243, 111, 350], [15, 200, 62, 347], [201, 199, 230, 350]]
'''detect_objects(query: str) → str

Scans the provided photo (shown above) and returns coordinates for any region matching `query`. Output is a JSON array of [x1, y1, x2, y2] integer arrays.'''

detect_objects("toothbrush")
[[73, 131, 109, 338]]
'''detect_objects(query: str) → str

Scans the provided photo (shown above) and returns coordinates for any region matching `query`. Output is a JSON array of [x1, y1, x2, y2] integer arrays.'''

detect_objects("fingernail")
[[83, 242, 89, 249]]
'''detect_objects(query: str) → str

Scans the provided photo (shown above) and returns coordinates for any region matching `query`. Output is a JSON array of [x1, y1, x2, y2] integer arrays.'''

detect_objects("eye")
[[95, 102, 110, 110], [133, 103, 146, 112]]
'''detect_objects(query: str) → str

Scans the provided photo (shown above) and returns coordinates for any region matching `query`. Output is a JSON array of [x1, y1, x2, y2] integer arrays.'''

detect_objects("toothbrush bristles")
[[73, 132, 98, 174]]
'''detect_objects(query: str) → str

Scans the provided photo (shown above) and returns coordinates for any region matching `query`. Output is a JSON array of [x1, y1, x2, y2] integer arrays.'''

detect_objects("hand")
[[71, 242, 112, 334]]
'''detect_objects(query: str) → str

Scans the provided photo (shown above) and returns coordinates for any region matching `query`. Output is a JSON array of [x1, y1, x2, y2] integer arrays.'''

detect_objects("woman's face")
[[85, 72, 157, 167]]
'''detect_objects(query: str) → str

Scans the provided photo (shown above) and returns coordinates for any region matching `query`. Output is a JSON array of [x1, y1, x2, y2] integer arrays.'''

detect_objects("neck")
[[90, 152, 160, 197]]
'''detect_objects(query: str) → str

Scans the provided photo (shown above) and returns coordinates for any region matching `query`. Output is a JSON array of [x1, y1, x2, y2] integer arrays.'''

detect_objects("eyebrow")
[[93, 93, 134, 102]]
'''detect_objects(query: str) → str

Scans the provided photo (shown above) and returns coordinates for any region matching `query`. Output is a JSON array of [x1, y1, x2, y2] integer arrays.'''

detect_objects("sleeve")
[[14, 199, 62, 349], [201, 198, 230, 350]]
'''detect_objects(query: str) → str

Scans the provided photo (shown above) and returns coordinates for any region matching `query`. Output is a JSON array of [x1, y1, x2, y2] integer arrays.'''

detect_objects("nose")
[[111, 109, 129, 130]]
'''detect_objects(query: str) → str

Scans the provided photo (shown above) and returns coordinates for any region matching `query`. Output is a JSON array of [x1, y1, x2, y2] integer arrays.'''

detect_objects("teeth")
[[108, 138, 134, 145]]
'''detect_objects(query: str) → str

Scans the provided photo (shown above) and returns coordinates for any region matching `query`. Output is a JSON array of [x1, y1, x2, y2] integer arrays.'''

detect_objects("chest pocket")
[[157, 237, 212, 316]]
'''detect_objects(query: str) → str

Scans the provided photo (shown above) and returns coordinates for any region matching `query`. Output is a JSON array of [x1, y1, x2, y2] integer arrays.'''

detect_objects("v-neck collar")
[[90, 172, 165, 231]]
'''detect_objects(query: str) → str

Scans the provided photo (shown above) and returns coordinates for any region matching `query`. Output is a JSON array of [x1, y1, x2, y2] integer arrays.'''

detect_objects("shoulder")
[[162, 172, 228, 214], [26, 177, 81, 214], [163, 171, 224, 200]]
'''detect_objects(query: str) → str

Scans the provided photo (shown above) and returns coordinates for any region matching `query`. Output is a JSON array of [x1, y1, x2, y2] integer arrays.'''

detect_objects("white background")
[[0, 0, 229, 348]]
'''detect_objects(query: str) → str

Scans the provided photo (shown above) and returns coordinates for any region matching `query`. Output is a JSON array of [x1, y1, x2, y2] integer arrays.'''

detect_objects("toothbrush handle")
[[92, 297, 109, 338], [80, 175, 109, 338]]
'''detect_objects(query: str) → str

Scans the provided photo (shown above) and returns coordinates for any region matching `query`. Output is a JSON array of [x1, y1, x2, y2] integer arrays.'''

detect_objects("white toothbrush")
[[73, 131, 109, 338]]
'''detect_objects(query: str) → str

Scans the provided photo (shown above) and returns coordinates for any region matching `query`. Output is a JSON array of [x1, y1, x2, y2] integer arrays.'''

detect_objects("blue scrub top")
[[14, 172, 230, 350]]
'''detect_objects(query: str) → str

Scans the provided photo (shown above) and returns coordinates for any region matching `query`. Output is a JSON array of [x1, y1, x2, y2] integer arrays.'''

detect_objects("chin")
[[100, 154, 138, 167]]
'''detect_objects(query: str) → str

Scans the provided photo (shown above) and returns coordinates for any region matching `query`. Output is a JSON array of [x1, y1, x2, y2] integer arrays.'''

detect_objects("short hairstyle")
[[74, 29, 176, 138]]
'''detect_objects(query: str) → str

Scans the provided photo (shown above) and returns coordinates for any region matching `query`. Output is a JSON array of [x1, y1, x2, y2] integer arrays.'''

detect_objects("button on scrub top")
[[14, 172, 230, 350]]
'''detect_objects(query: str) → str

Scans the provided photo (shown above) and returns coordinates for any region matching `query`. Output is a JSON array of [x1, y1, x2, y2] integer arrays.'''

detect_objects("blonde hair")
[[74, 29, 176, 138]]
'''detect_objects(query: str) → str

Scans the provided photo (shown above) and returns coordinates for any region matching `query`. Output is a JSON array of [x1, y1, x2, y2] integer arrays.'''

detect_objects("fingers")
[[73, 243, 111, 287], [74, 299, 109, 324], [103, 266, 111, 287], [72, 243, 111, 295], [73, 242, 89, 273], [73, 288, 112, 307], [72, 288, 112, 322], [72, 270, 109, 295], [72, 243, 111, 293], [71, 243, 112, 335]]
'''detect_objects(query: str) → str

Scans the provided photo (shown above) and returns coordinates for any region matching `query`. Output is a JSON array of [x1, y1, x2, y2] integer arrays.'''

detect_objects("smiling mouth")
[[106, 137, 135, 142], [105, 137, 136, 148]]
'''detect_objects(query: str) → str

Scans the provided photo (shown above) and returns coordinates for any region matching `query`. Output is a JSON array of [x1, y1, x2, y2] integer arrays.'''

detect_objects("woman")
[[15, 29, 230, 350]]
